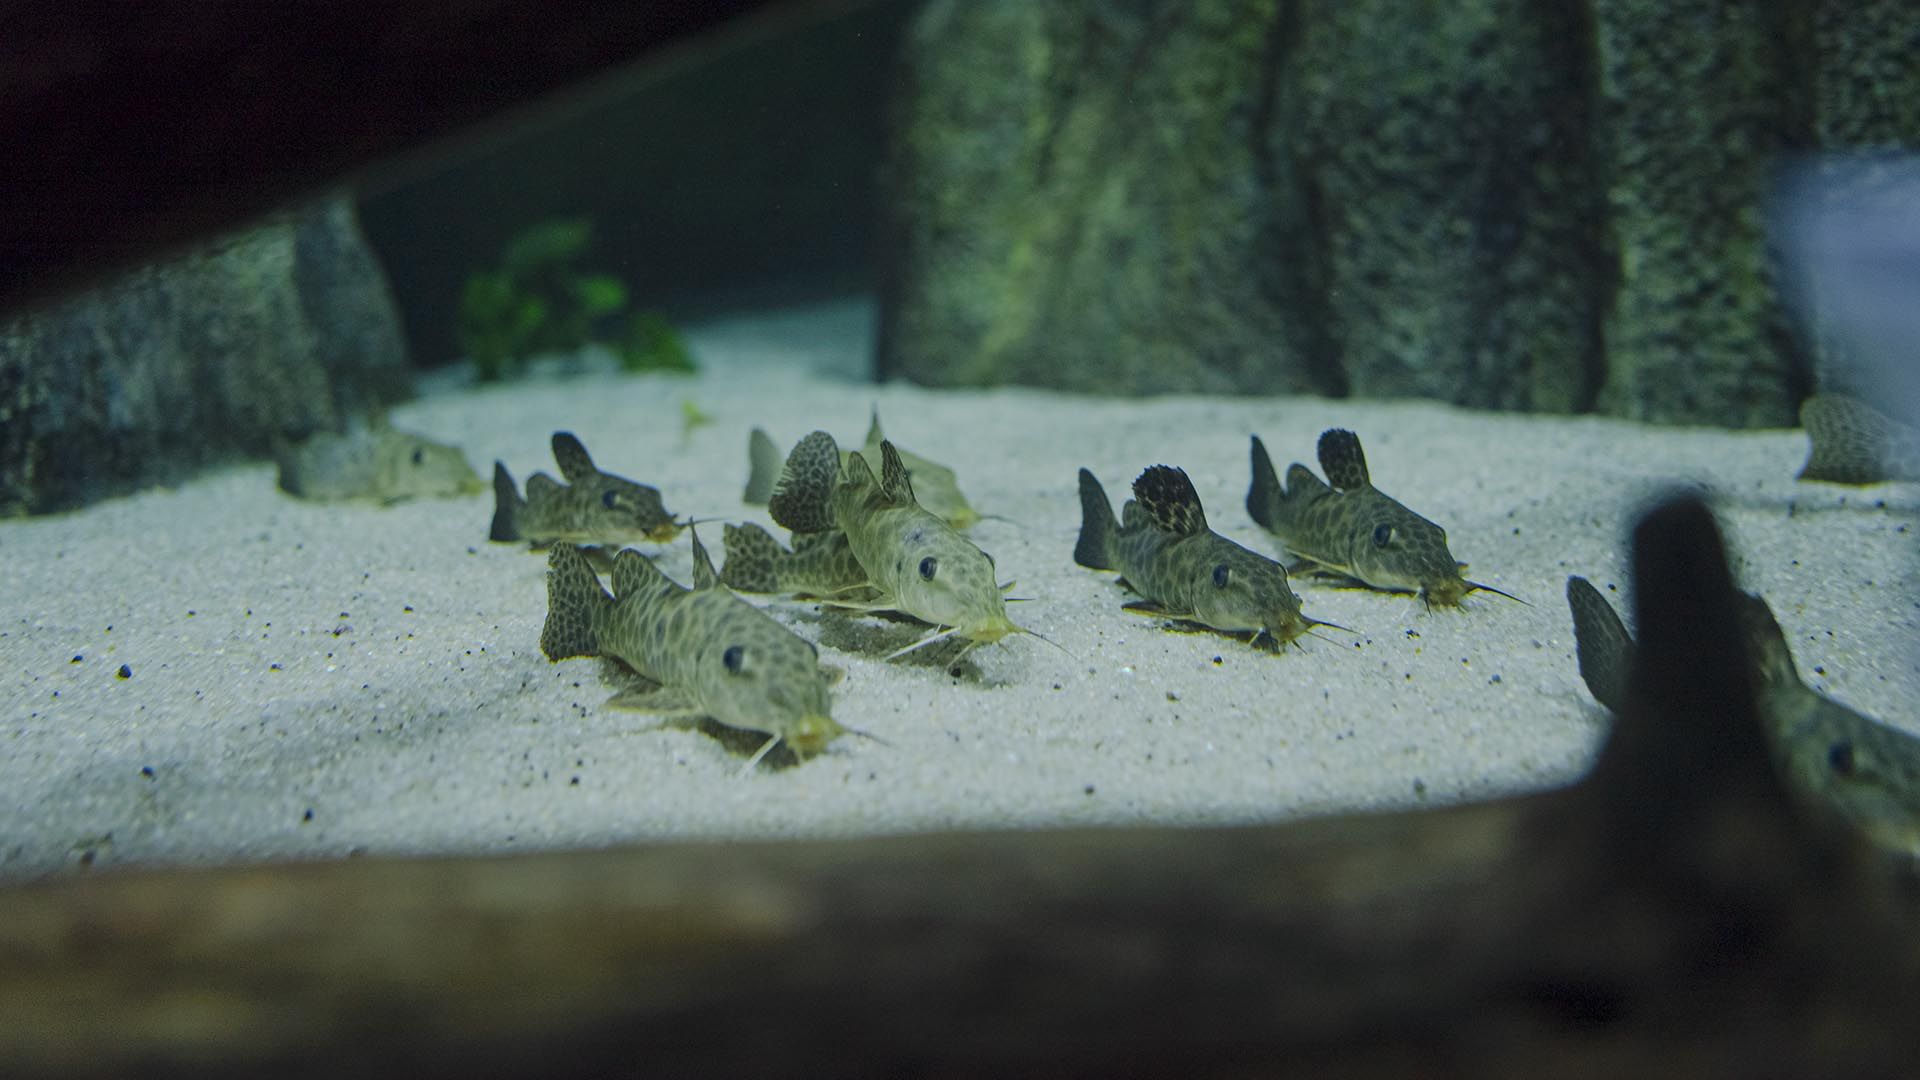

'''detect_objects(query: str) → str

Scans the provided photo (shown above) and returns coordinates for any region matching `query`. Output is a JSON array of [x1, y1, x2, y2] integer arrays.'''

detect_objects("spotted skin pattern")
[[766, 431, 843, 535], [768, 430, 1019, 649], [747, 410, 983, 530], [276, 426, 483, 502], [491, 432, 682, 547], [1567, 575, 1920, 858], [1798, 394, 1920, 484], [1247, 429, 1479, 607], [1076, 465, 1312, 650], [540, 537, 845, 760], [720, 522, 870, 598]]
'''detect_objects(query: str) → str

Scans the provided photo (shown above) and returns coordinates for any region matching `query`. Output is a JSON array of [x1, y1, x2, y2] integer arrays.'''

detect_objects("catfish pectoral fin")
[[1284, 556, 1349, 578], [1121, 599, 1187, 618], [817, 591, 901, 614], [603, 684, 704, 716]]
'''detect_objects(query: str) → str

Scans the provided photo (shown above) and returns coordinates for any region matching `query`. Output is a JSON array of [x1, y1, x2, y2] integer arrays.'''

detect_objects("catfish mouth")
[[1420, 575, 1525, 609], [1256, 610, 1350, 651], [784, 714, 846, 755], [643, 519, 687, 543], [885, 610, 1021, 661], [960, 611, 1020, 645], [1258, 616, 1311, 650], [1421, 576, 1472, 608]]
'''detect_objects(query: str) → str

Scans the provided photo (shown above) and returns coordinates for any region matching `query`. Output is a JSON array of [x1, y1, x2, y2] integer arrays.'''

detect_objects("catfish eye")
[[1211, 563, 1230, 588], [601, 490, 618, 509], [919, 556, 937, 581], [1828, 740, 1855, 777], [722, 645, 745, 674], [410, 447, 425, 466], [1371, 523, 1395, 547]]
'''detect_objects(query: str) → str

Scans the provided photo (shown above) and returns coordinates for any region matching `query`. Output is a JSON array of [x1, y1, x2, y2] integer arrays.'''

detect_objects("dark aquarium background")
[[359, 2, 915, 372]]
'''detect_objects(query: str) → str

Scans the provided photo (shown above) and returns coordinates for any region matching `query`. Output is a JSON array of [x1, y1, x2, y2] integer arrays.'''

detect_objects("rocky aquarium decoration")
[[0, 200, 410, 516], [877, 0, 1920, 427]]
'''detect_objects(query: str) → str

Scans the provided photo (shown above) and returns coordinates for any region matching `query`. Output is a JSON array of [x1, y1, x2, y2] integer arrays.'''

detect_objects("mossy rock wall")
[[878, 0, 1920, 427], [0, 200, 409, 516]]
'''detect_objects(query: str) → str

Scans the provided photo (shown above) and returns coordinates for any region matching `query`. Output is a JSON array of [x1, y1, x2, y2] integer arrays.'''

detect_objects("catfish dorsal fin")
[[612, 547, 671, 599], [1130, 465, 1208, 536], [688, 524, 721, 590], [551, 432, 598, 483], [1317, 429, 1371, 490], [743, 427, 782, 504], [878, 440, 918, 506], [1245, 435, 1283, 530], [1286, 464, 1330, 497], [489, 461, 524, 542], [525, 472, 563, 500], [844, 449, 905, 511], [864, 406, 886, 449], [1566, 576, 1635, 713]]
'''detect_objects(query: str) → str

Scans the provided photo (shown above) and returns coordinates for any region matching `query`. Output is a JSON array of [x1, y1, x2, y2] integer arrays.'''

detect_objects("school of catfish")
[[276, 397, 1919, 860]]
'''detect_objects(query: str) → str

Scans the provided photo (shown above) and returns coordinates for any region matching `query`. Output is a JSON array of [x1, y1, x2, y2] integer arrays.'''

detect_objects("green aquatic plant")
[[678, 398, 715, 446], [457, 218, 695, 381], [621, 310, 696, 374]]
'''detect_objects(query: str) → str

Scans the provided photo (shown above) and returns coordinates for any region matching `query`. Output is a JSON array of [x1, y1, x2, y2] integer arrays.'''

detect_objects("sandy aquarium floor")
[[3, 299, 1916, 883]]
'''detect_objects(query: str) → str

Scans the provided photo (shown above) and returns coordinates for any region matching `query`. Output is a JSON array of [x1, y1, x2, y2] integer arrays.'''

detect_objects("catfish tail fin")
[[767, 431, 841, 534], [541, 543, 611, 660]]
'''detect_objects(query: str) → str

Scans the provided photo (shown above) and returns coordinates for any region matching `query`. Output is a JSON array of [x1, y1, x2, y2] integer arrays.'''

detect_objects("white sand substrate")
[[3, 298, 1916, 883]]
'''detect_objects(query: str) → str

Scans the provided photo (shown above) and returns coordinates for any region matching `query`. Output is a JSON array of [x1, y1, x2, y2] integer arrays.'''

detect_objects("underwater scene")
[[2, 0, 1917, 894]]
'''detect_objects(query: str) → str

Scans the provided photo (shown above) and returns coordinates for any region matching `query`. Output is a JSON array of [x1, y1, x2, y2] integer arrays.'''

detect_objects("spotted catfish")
[[1247, 429, 1519, 608], [1567, 575, 1920, 858], [1076, 465, 1326, 651], [276, 422, 483, 503], [491, 432, 682, 549], [746, 409, 985, 531], [541, 528, 851, 771], [719, 522, 872, 600], [767, 430, 1025, 660], [1797, 393, 1920, 484]]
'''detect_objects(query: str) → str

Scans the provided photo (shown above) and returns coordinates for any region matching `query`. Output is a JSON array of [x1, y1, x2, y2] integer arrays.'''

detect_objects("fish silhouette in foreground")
[[1075, 465, 1331, 652], [1568, 575, 1920, 858], [1796, 394, 1920, 484], [491, 432, 682, 549], [1247, 429, 1521, 608], [745, 409, 987, 531], [276, 422, 483, 503], [766, 430, 1028, 662], [540, 528, 853, 772]]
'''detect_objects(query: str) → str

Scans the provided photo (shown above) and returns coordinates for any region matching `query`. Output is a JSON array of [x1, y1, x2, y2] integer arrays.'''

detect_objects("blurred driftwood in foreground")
[[3, 496, 1917, 1078]]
